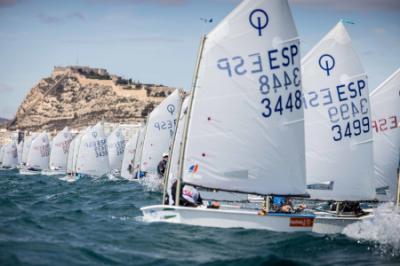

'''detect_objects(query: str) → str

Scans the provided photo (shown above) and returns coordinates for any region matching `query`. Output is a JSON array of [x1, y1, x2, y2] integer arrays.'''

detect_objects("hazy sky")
[[0, 0, 399, 118]]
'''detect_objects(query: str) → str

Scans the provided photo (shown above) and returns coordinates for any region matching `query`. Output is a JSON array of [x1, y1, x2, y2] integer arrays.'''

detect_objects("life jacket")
[[182, 185, 201, 205], [272, 196, 286, 207]]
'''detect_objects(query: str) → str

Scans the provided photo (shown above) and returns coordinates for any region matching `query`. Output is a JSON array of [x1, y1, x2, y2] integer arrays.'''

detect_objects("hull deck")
[[141, 205, 315, 232]]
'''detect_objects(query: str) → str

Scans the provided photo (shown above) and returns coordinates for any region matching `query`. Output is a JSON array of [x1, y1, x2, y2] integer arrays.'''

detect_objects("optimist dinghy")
[[63, 128, 89, 181], [1, 142, 18, 169], [107, 127, 125, 176], [370, 69, 400, 205], [137, 89, 182, 179], [20, 133, 38, 168], [141, 0, 315, 232], [120, 131, 140, 180], [22, 132, 50, 175], [42, 127, 73, 176], [132, 126, 146, 179], [17, 141, 23, 167], [302, 21, 376, 234], [75, 123, 110, 178]]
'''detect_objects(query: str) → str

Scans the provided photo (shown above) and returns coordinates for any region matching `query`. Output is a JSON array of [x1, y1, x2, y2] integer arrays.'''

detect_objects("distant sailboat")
[[302, 21, 375, 234], [17, 141, 23, 166], [164, 97, 190, 204], [142, 0, 314, 232], [120, 131, 140, 180], [138, 89, 182, 179], [1, 142, 18, 169], [21, 133, 38, 167], [64, 128, 88, 181], [132, 126, 146, 178], [43, 127, 73, 176], [370, 69, 400, 204], [22, 132, 51, 175], [107, 127, 126, 176], [75, 123, 110, 178], [66, 136, 76, 175]]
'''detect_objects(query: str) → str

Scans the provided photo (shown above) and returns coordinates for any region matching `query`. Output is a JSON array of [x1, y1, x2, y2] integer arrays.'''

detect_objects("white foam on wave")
[[343, 202, 400, 256], [58, 175, 78, 183], [106, 173, 120, 181], [139, 173, 163, 192]]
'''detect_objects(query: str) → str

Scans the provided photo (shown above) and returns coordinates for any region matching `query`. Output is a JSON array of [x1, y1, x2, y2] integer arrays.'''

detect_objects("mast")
[[162, 89, 184, 204], [175, 35, 207, 206]]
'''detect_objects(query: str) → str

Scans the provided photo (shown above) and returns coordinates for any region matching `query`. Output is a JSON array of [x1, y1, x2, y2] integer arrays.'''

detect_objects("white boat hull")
[[41, 169, 66, 176], [19, 169, 42, 175], [312, 212, 374, 234], [141, 205, 315, 232], [0, 166, 17, 170]]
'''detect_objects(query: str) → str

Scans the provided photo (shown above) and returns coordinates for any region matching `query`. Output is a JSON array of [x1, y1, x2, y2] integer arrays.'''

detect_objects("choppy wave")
[[0, 170, 399, 265], [343, 203, 400, 256], [139, 173, 163, 192]]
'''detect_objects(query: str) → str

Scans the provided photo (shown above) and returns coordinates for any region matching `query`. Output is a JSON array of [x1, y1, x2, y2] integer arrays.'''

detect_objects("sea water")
[[0, 169, 399, 266]]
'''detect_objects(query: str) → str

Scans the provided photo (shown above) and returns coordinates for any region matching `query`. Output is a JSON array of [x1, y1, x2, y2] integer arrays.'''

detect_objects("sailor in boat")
[[329, 202, 366, 216], [166, 179, 220, 208], [127, 160, 133, 174], [167, 180, 202, 207], [157, 152, 169, 179], [269, 196, 306, 213]]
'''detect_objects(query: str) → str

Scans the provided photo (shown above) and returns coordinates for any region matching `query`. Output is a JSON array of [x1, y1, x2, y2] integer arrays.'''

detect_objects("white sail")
[[140, 89, 182, 175], [107, 127, 126, 173], [302, 21, 375, 201], [26, 132, 50, 170], [17, 141, 23, 165], [2, 142, 18, 168], [76, 123, 110, 177], [66, 137, 76, 174], [167, 97, 190, 204], [370, 69, 400, 202], [49, 127, 73, 171], [121, 131, 139, 180], [181, 0, 306, 196], [22, 134, 38, 165], [133, 126, 146, 177]]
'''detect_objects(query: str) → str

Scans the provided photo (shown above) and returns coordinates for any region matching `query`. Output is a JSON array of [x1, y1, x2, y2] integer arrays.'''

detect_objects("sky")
[[0, 0, 399, 119]]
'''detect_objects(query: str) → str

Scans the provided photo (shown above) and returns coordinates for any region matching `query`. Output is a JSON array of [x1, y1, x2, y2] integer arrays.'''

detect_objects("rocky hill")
[[8, 66, 177, 131]]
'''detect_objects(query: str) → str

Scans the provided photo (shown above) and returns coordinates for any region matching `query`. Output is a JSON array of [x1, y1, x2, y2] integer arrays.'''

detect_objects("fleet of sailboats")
[[0, 0, 398, 236]]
